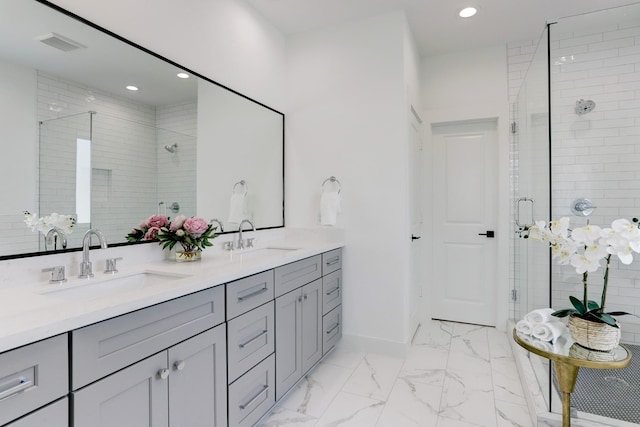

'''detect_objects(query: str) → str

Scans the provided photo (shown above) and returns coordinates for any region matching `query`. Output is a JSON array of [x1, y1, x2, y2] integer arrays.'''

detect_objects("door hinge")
[[511, 122, 517, 134], [511, 289, 518, 301]]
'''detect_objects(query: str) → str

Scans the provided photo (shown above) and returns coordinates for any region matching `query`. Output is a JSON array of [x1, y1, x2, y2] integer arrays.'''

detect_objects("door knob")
[[411, 235, 421, 241], [478, 231, 495, 238]]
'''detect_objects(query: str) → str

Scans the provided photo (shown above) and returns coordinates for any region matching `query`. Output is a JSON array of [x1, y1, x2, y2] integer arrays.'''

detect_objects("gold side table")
[[513, 329, 631, 427]]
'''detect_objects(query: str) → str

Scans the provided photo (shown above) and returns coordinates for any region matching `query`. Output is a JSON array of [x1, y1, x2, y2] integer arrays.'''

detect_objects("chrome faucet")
[[79, 229, 108, 278], [210, 218, 224, 233], [236, 219, 255, 250], [45, 227, 67, 250]]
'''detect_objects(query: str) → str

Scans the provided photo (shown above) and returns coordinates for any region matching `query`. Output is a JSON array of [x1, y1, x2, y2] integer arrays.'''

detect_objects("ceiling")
[[246, 0, 640, 56]]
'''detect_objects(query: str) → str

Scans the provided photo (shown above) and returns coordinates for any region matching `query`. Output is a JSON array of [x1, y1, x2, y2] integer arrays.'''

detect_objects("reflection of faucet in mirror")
[[210, 218, 224, 233], [79, 229, 108, 279], [236, 219, 255, 250], [45, 227, 67, 250]]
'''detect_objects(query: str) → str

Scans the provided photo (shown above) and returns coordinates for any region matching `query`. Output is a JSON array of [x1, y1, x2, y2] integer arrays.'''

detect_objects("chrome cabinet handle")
[[239, 384, 268, 410], [325, 257, 340, 266], [326, 323, 340, 335], [174, 360, 186, 371], [237, 285, 268, 302], [239, 330, 268, 348], [325, 286, 340, 296], [157, 368, 170, 380], [0, 378, 33, 400]]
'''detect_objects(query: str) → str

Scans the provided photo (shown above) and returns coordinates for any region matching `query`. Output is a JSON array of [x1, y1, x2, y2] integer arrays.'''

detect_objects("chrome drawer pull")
[[326, 323, 340, 335], [325, 257, 340, 266], [0, 377, 33, 401], [237, 286, 268, 302], [157, 368, 170, 380], [325, 286, 340, 296], [239, 329, 268, 348], [239, 384, 268, 410], [174, 360, 186, 371]]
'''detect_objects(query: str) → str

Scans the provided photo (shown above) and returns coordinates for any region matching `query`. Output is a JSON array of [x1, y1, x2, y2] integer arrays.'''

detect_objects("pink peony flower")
[[170, 214, 188, 231], [145, 226, 161, 240], [183, 217, 209, 238], [147, 214, 169, 229]]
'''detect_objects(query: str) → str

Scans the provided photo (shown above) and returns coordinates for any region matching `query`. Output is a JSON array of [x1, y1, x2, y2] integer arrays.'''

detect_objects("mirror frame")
[[0, 0, 285, 261]]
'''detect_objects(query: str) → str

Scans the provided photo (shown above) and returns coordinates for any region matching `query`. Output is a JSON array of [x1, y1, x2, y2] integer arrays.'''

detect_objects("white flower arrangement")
[[23, 211, 76, 235], [526, 217, 640, 326]]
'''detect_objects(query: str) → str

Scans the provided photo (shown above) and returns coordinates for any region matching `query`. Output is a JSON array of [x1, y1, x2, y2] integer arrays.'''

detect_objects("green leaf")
[[551, 309, 576, 318], [606, 311, 631, 317], [587, 300, 600, 311], [599, 312, 618, 327], [570, 296, 587, 314]]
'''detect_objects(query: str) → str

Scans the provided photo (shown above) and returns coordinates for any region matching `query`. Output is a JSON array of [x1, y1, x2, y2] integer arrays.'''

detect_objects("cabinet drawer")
[[72, 285, 225, 390], [321, 248, 342, 275], [227, 302, 275, 383], [322, 269, 342, 315], [228, 354, 275, 427], [4, 397, 68, 427], [226, 270, 274, 320], [322, 306, 342, 355], [0, 334, 68, 426], [274, 255, 321, 297]]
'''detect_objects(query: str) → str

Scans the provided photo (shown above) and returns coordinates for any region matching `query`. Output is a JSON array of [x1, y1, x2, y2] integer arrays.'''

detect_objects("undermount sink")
[[39, 270, 191, 300], [228, 246, 300, 261]]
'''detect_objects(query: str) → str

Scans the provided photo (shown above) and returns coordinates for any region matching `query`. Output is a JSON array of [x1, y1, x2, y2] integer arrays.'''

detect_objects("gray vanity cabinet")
[[0, 334, 68, 427], [274, 278, 323, 400], [3, 398, 68, 427], [73, 324, 227, 427]]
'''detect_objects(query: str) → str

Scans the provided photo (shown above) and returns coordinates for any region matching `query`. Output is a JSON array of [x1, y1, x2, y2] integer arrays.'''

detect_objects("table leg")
[[553, 361, 579, 427]]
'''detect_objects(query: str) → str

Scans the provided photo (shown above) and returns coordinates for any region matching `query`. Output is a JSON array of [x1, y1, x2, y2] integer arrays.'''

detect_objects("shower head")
[[164, 143, 178, 153], [575, 99, 596, 115]]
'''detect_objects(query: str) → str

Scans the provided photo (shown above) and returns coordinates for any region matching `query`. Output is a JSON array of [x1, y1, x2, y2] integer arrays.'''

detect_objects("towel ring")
[[233, 180, 248, 195], [322, 176, 341, 194]]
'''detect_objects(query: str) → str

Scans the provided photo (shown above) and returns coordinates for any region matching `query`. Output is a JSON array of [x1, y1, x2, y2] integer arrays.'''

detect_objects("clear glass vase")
[[174, 249, 202, 262]]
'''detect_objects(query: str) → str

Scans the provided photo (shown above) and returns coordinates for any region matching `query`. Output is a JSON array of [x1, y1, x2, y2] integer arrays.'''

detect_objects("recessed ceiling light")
[[176, 72, 189, 79], [459, 7, 477, 18], [126, 85, 139, 91]]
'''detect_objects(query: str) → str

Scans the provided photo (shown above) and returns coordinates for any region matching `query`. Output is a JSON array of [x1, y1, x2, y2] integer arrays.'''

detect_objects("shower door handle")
[[478, 231, 495, 238]]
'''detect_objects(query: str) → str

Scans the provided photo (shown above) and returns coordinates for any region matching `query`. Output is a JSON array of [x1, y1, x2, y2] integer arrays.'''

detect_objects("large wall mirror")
[[0, 0, 284, 258]]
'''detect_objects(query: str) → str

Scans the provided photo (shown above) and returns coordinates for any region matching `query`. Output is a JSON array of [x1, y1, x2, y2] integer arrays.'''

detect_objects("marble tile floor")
[[257, 320, 533, 427]]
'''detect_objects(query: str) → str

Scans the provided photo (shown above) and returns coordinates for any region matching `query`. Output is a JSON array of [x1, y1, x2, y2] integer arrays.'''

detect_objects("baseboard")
[[340, 333, 411, 358]]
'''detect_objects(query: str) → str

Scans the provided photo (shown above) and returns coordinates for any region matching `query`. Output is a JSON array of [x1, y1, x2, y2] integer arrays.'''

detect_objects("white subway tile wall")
[[508, 19, 640, 344]]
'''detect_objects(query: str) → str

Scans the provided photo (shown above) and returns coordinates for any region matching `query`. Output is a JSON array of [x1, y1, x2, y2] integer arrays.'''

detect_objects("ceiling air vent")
[[36, 32, 86, 52]]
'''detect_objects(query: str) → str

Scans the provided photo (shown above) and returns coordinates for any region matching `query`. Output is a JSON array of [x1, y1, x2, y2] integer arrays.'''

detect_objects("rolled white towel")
[[532, 321, 566, 343], [516, 320, 534, 335], [524, 308, 555, 324]]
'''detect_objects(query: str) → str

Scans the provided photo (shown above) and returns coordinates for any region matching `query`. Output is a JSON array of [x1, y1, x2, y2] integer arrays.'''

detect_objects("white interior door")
[[409, 107, 423, 336], [431, 119, 498, 326]]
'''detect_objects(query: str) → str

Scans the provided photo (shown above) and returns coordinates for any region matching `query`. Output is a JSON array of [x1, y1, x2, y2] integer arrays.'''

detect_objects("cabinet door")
[[274, 289, 302, 400], [72, 352, 168, 427], [169, 325, 227, 427], [4, 398, 67, 427], [301, 279, 323, 373]]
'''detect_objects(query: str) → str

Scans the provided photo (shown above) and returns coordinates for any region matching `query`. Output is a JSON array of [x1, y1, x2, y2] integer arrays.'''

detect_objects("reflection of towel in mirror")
[[516, 320, 534, 335], [524, 308, 555, 324], [320, 191, 341, 226], [228, 193, 246, 224], [532, 321, 566, 343]]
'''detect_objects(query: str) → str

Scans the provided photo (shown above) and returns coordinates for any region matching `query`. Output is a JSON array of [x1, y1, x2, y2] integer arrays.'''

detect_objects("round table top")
[[513, 329, 631, 369]]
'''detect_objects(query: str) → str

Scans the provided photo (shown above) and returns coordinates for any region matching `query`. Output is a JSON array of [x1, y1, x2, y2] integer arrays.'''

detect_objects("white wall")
[[286, 11, 416, 348], [48, 0, 287, 112], [420, 45, 511, 330]]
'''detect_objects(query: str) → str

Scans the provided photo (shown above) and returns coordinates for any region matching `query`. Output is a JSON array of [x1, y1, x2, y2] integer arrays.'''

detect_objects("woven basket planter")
[[568, 314, 621, 352]]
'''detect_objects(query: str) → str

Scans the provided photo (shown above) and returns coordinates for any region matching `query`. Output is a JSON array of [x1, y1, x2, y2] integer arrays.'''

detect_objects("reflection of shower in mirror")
[[164, 143, 178, 153]]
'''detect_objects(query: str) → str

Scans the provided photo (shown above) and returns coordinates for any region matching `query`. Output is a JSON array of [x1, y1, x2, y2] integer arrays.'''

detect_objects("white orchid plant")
[[526, 217, 640, 327], [23, 211, 76, 235]]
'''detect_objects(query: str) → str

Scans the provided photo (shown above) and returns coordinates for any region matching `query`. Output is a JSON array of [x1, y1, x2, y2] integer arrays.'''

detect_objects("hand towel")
[[320, 191, 340, 226], [532, 321, 566, 343], [524, 308, 555, 324], [228, 193, 246, 224], [515, 320, 534, 335]]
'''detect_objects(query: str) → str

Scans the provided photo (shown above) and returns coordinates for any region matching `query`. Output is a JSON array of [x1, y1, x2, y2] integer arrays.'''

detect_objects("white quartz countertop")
[[0, 238, 343, 353]]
